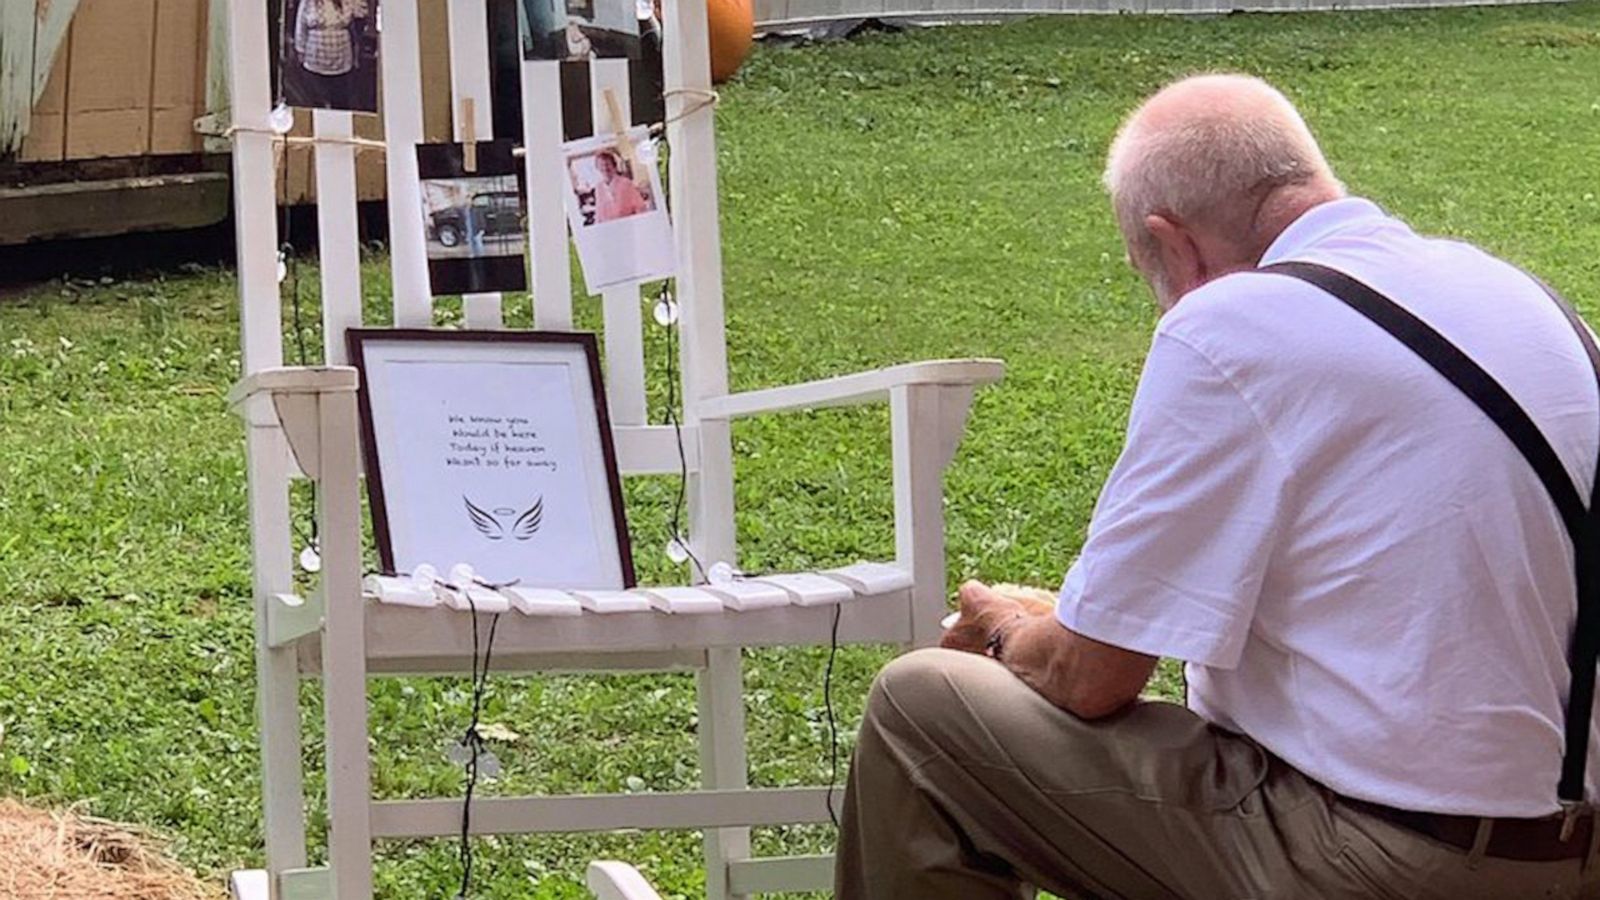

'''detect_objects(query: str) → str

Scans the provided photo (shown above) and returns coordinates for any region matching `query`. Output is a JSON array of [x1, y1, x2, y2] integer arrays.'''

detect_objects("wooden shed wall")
[[13, 0, 457, 203], [20, 0, 210, 162]]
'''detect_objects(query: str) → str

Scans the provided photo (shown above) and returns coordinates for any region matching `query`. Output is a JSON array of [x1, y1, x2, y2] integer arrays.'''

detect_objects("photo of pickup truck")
[[427, 188, 524, 251]]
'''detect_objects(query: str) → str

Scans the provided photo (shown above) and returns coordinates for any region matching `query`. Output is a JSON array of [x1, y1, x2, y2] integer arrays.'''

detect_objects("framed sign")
[[348, 329, 635, 589]]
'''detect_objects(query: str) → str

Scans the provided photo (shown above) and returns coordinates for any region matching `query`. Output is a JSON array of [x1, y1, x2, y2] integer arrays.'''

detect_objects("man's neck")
[[1246, 182, 1346, 265]]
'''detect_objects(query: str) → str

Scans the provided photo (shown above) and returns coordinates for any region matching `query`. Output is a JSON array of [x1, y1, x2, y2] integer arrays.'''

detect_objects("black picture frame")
[[347, 328, 636, 588], [416, 140, 530, 297]]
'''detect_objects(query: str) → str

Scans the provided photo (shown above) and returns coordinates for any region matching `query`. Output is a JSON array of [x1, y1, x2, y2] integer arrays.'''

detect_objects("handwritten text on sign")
[[446, 414, 559, 471]]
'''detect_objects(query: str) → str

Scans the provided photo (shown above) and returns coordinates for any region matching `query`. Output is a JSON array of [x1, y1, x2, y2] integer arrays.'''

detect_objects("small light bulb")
[[665, 535, 690, 564], [269, 103, 295, 135], [652, 296, 680, 327], [410, 563, 439, 592], [478, 750, 503, 779], [298, 544, 322, 573], [276, 252, 289, 284], [708, 561, 737, 585]]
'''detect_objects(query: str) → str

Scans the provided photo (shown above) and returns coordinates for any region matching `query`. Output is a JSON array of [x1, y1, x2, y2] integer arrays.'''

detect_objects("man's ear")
[[1145, 213, 1204, 299]]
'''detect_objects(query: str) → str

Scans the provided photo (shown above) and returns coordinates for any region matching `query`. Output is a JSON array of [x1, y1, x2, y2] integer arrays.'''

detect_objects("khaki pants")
[[835, 648, 1600, 899]]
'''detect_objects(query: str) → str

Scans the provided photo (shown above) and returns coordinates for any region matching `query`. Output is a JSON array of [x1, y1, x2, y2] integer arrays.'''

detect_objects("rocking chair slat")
[[362, 574, 438, 608], [748, 572, 854, 607], [446, 0, 505, 330], [570, 589, 656, 614], [439, 584, 513, 614], [592, 58, 650, 426], [521, 58, 573, 331], [638, 586, 727, 615], [378, 0, 433, 326], [312, 109, 363, 366], [502, 586, 587, 617], [701, 579, 792, 611], [821, 560, 916, 595]]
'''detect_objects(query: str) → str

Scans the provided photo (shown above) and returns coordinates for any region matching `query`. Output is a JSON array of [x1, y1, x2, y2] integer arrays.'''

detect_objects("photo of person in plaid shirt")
[[280, 0, 380, 112]]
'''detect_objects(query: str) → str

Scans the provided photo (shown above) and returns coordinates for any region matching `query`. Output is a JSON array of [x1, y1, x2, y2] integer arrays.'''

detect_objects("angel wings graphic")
[[463, 496, 544, 541]]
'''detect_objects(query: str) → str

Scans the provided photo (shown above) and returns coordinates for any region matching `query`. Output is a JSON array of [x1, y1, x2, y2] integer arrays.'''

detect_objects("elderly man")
[[835, 74, 1600, 898]]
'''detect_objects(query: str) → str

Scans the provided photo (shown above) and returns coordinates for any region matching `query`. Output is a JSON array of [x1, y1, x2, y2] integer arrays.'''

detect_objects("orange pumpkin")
[[705, 0, 754, 84], [651, 0, 754, 85]]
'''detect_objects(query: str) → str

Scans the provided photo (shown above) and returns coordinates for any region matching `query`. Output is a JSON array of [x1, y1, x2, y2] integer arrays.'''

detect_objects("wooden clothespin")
[[460, 98, 478, 173], [602, 88, 636, 169]]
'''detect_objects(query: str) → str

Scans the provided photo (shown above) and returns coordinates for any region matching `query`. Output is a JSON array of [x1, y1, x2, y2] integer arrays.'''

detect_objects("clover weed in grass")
[[3, 3, 1600, 895]]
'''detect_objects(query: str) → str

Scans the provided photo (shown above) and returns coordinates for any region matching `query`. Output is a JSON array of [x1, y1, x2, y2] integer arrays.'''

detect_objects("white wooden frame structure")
[[223, 0, 1002, 897]]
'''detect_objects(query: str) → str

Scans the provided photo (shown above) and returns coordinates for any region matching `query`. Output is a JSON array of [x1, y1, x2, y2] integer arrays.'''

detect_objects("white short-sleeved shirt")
[[1056, 198, 1600, 816]]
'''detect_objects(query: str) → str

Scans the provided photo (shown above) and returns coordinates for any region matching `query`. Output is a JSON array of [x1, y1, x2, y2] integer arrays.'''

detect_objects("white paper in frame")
[[349, 329, 636, 589], [561, 127, 678, 294]]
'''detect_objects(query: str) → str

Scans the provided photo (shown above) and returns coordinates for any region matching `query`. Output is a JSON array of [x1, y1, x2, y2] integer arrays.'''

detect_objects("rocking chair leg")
[[247, 426, 310, 887], [698, 647, 752, 900], [318, 390, 375, 899]]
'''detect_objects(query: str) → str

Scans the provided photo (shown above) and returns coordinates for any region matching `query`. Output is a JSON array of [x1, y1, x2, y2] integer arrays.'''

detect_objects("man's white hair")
[[1104, 74, 1341, 263]]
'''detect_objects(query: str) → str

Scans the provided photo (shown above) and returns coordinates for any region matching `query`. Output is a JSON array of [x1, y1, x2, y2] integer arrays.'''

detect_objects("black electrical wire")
[[823, 603, 842, 828], [456, 584, 503, 899], [276, 141, 320, 562]]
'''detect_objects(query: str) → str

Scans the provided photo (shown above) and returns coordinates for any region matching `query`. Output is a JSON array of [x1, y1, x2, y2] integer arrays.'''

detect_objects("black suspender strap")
[[1259, 260, 1600, 806]]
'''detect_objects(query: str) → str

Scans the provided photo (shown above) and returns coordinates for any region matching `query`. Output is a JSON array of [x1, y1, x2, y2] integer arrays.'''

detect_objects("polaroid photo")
[[279, 0, 381, 113], [416, 140, 530, 296], [561, 128, 677, 294], [521, 0, 641, 61]]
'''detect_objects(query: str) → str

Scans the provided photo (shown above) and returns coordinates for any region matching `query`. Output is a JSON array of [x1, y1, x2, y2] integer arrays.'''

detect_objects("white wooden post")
[[313, 110, 363, 365], [695, 642, 750, 900], [661, 0, 748, 891], [229, 3, 307, 891], [318, 386, 375, 899], [245, 425, 310, 893], [891, 385, 974, 648], [229, 0, 284, 374], [380, 0, 434, 327], [590, 59, 647, 425], [521, 57, 572, 331], [447, 0, 505, 328]]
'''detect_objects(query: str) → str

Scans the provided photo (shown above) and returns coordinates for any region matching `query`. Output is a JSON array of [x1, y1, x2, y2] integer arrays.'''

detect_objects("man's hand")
[[939, 579, 1158, 720], [940, 580, 1054, 654]]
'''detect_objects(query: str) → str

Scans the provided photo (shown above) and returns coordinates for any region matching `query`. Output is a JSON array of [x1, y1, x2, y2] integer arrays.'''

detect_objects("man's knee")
[[866, 648, 999, 740]]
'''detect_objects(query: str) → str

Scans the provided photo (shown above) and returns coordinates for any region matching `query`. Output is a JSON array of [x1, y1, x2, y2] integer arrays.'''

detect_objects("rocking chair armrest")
[[696, 359, 1004, 420], [227, 365, 360, 411]]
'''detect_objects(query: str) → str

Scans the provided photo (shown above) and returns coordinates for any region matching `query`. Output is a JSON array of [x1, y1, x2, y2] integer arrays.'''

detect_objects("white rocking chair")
[[222, 0, 1003, 897]]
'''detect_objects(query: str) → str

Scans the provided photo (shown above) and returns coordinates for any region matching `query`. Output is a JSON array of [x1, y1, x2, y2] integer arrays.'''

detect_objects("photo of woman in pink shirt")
[[569, 149, 657, 226]]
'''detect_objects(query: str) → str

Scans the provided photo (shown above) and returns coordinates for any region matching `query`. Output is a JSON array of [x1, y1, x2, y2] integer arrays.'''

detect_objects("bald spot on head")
[[1105, 74, 1345, 275]]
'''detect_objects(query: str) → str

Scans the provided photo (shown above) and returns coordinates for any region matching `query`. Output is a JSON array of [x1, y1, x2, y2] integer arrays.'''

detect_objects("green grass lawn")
[[4, 3, 1600, 896]]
